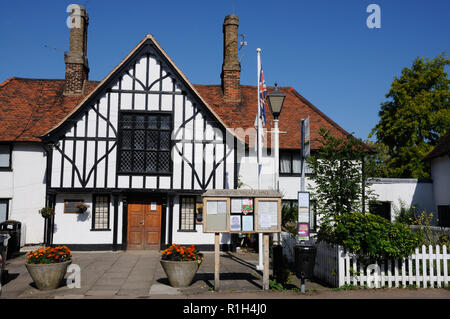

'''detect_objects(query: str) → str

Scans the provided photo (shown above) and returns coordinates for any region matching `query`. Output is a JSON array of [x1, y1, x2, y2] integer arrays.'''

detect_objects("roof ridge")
[[0, 76, 16, 88]]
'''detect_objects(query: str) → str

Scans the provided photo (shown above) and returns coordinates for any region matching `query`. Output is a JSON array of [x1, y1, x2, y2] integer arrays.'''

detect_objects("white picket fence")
[[314, 241, 450, 288]]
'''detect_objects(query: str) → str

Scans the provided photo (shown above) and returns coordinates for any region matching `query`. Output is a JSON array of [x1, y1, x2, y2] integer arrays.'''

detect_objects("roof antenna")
[[44, 45, 66, 53], [238, 33, 247, 62]]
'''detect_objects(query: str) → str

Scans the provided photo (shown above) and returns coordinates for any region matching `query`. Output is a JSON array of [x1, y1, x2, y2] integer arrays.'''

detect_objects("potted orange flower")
[[25, 246, 72, 290], [160, 244, 204, 287]]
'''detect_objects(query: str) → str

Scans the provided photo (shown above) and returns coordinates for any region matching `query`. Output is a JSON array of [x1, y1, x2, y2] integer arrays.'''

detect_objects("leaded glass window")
[[118, 113, 172, 174], [180, 197, 196, 231], [92, 195, 110, 230]]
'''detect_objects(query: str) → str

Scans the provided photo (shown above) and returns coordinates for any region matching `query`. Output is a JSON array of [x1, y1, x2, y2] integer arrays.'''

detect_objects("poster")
[[242, 215, 253, 232], [298, 223, 310, 240], [241, 198, 253, 214], [217, 200, 227, 214], [230, 215, 241, 231]]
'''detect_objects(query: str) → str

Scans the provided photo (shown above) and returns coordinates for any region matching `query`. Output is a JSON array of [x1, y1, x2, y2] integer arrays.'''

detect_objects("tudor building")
[[0, 7, 353, 250]]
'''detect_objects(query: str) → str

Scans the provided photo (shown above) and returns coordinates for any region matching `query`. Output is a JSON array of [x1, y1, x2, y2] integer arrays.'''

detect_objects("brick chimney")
[[64, 4, 89, 95], [221, 14, 241, 103]]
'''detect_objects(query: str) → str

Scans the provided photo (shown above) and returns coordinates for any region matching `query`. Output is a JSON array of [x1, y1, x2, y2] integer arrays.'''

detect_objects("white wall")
[[369, 178, 435, 221], [52, 193, 119, 245], [0, 144, 47, 244], [431, 156, 450, 206]]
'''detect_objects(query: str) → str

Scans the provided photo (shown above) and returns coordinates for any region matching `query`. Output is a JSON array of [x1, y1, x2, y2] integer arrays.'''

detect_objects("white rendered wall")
[[431, 156, 450, 206], [1, 144, 47, 245], [369, 178, 435, 221], [52, 193, 119, 245]]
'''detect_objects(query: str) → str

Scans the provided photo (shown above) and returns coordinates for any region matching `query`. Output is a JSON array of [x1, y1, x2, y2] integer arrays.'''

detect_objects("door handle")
[[141, 220, 145, 225]]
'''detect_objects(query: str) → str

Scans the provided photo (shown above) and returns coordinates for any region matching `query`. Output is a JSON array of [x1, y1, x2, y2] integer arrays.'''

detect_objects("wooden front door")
[[127, 199, 162, 250]]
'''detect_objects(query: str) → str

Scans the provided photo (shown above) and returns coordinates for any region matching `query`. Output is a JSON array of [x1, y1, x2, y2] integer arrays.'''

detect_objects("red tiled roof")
[[194, 84, 350, 149], [0, 77, 99, 142], [0, 77, 351, 149]]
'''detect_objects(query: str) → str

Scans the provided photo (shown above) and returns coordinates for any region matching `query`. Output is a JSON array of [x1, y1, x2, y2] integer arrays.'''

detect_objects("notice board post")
[[202, 189, 282, 291]]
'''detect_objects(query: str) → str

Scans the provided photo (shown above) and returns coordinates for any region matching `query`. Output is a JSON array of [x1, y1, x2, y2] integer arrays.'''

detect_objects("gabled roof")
[[424, 129, 450, 160], [41, 34, 236, 141], [0, 34, 353, 150]]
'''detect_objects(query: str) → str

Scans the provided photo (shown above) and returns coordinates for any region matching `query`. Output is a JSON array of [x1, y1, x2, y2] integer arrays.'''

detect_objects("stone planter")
[[25, 260, 71, 290], [160, 260, 200, 288]]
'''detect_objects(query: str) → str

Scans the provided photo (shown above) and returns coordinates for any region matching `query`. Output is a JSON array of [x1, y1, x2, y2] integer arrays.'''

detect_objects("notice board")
[[202, 190, 282, 234]]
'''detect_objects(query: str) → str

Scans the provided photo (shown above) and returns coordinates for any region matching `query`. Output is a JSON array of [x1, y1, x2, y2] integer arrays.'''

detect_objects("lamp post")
[[267, 83, 286, 192]]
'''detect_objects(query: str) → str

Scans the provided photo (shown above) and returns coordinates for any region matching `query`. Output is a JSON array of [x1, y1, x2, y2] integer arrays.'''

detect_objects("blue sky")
[[1, 0, 449, 140]]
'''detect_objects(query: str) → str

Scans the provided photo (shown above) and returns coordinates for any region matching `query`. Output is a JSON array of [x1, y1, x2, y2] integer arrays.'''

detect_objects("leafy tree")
[[370, 53, 450, 178], [307, 128, 375, 225]]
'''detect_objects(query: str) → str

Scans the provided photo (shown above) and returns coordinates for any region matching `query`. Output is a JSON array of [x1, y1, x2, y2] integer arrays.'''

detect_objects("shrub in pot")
[[25, 246, 72, 290], [160, 244, 204, 288]]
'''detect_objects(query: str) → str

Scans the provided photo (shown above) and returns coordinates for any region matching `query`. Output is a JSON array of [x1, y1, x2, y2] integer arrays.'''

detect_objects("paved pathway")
[[1, 249, 450, 299]]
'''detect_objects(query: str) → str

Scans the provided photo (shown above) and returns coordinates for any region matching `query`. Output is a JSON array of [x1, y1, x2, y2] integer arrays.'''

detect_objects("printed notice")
[[150, 202, 157, 211], [242, 215, 254, 232], [217, 200, 227, 214], [230, 215, 241, 231], [207, 201, 218, 215], [258, 200, 278, 230], [231, 198, 242, 213]]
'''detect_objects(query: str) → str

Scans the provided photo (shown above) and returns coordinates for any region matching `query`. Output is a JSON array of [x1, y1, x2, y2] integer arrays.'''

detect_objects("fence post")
[[443, 245, 448, 287], [436, 245, 441, 288], [422, 245, 427, 288], [338, 246, 345, 287]]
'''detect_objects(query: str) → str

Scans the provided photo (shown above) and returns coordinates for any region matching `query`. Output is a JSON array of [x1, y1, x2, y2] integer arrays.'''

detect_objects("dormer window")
[[118, 112, 172, 175]]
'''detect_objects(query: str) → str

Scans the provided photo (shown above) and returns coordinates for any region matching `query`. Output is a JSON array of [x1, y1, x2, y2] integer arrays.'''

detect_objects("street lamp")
[[267, 83, 286, 191]]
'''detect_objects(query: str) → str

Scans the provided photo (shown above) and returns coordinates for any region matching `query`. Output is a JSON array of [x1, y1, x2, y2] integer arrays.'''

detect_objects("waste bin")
[[0, 220, 21, 259], [0, 233, 10, 284], [294, 244, 317, 279]]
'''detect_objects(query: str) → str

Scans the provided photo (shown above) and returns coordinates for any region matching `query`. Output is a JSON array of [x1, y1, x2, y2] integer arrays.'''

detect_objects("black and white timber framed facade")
[[42, 35, 238, 250]]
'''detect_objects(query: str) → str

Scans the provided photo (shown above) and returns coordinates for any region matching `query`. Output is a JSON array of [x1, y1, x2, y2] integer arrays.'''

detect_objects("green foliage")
[[38, 207, 55, 219], [281, 204, 298, 235], [394, 200, 417, 225], [269, 279, 285, 291], [370, 53, 450, 178], [307, 128, 376, 226], [318, 212, 422, 264]]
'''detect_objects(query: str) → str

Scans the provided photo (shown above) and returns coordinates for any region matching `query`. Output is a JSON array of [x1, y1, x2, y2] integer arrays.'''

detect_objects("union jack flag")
[[259, 66, 267, 126]]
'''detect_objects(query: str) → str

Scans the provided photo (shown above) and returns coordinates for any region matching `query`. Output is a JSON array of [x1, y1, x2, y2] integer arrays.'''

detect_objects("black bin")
[[0, 233, 10, 284], [294, 245, 317, 279], [0, 220, 21, 259]]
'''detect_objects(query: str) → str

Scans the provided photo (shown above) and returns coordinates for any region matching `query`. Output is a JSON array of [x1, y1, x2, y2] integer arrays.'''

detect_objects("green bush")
[[318, 212, 422, 264]]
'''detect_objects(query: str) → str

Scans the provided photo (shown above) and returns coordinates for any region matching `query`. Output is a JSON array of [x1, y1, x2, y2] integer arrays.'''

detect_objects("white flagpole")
[[256, 48, 264, 271]]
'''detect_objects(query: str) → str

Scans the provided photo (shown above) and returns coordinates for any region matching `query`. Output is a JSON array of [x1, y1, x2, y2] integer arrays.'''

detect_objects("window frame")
[[0, 199, 9, 223], [0, 143, 12, 171], [178, 196, 197, 232], [117, 111, 173, 176], [91, 194, 111, 231], [279, 149, 302, 176]]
